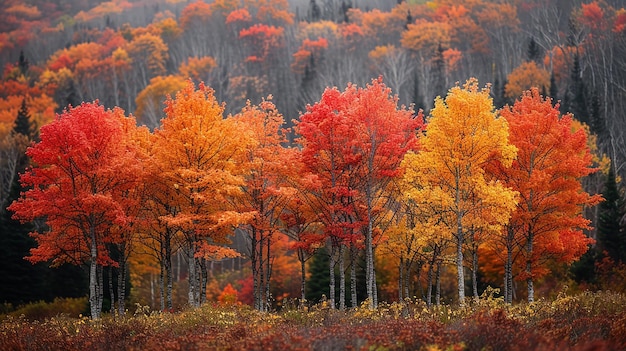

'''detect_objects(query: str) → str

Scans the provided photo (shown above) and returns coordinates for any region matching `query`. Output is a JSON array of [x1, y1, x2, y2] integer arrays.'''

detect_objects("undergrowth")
[[1, 290, 625, 351]]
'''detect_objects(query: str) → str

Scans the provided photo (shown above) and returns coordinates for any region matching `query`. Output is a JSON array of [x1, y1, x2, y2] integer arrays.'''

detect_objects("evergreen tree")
[[18, 50, 28, 76], [570, 243, 598, 286], [492, 79, 505, 109], [306, 247, 332, 304], [565, 53, 589, 125], [527, 37, 542, 63], [597, 165, 626, 263], [308, 0, 321, 22], [405, 10, 413, 30], [340, 0, 352, 23], [412, 72, 426, 113], [433, 44, 446, 100], [15, 99, 35, 139], [589, 94, 605, 138]]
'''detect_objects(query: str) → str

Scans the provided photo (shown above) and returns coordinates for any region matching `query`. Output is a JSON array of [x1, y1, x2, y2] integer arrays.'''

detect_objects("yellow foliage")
[[296, 21, 339, 42], [401, 78, 517, 247], [135, 75, 187, 128]]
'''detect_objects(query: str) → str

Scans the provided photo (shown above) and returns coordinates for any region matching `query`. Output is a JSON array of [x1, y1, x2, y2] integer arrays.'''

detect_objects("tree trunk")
[[372, 247, 378, 307], [150, 272, 155, 308], [97, 264, 103, 318], [339, 244, 345, 310], [118, 258, 126, 316], [398, 256, 404, 302], [299, 249, 306, 306], [259, 231, 265, 312], [505, 226, 514, 304], [456, 212, 466, 306], [404, 258, 412, 302], [472, 247, 479, 301], [435, 260, 442, 306], [250, 228, 259, 310], [350, 243, 357, 308], [165, 233, 173, 311], [187, 240, 197, 307], [89, 227, 100, 319], [159, 263, 165, 311], [265, 235, 272, 311], [426, 258, 434, 308], [109, 267, 115, 316], [366, 205, 375, 309], [329, 242, 336, 309], [526, 234, 534, 302], [200, 257, 208, 305]]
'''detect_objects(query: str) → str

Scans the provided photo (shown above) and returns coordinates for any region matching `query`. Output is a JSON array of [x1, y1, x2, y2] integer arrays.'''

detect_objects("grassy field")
[[1, 290, 625, 351]]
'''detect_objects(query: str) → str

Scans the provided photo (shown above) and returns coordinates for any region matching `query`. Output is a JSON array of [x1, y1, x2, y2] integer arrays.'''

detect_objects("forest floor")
[[1, 290, 625, 351]]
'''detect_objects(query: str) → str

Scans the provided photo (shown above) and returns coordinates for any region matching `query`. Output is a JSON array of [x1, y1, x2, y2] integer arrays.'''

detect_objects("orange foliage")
[[74, 1, 133, 23], [5, 4, 41, 20], [291, 38, 328, 74], [505, 61, 550, 99], [401, 20, 451, 57], [443, 48, 462, 72], [579, 1, 606, 31], [251, 0, 294, 26], [239, 24, 285, 63], [180, 1, 213, 30], [47, 42, 105, 71], [544, 46, 580, 86], [491, 89, 601, 291], [226, 8, 252, 25], [154, 17, 182, 41], [614, 9, 626, 33], [179, 56, 217, 82], [218, 283, 239, 304], [359, 8, 404, 41]]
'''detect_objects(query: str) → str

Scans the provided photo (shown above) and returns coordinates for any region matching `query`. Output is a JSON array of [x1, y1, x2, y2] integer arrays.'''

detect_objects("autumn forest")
[[2, 0, 626, 349]]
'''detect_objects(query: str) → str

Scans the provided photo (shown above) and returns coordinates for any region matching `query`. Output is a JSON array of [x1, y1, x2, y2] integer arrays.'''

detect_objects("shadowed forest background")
[[1, 0, 626, 317]]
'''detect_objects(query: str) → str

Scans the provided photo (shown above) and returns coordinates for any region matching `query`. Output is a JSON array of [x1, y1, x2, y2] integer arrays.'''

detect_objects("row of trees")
[[9, 77, 600, 318]]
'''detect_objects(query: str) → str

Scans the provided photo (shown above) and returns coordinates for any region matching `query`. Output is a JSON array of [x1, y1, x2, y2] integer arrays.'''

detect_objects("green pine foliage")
[[597, 166, 626, 263]]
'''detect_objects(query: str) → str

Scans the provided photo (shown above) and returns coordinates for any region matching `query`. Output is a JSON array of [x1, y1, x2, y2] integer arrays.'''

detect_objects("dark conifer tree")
[[412, 72, 426, 113], [405, 10, 413, 30], [527, 37, 542, 63], [340, 0, 352, 23], [14, 99, 34, 139], [433, 44, 446, 100], [306, 247, 333, 304], [565, 53, 589, 124], [589, 93, 605, 138], [308, 0, 321, 22], [597, 165, 626, 264], [492, 79, 505, 109], [18, 50, 28, 76]]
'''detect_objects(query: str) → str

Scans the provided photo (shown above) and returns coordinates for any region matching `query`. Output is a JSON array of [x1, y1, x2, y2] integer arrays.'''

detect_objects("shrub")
[[9, 297, 88, 321]]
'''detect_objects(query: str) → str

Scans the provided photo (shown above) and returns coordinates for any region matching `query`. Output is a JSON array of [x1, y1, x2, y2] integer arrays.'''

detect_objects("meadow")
[[1, 289, 625, 351]]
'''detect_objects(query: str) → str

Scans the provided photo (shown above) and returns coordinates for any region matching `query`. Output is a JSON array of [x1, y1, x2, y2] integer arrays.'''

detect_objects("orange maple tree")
[[151, 80, 251, 307], [229, 97, 298, 311], [489, 88, 601, 303]]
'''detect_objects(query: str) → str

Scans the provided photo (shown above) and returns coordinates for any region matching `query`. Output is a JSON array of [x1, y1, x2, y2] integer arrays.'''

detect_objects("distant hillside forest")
[[1, 0, 626, 312]]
